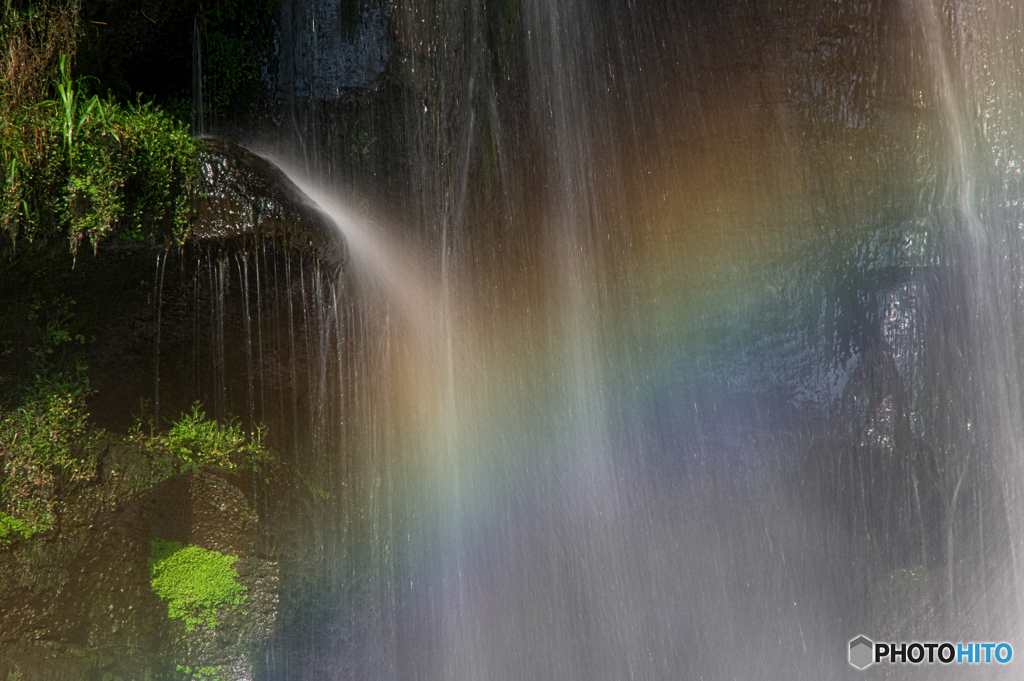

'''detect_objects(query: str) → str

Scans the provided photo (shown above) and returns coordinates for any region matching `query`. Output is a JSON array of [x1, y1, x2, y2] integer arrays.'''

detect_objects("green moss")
[[148, 539, 246, 633], [0, 511, 38, 547]]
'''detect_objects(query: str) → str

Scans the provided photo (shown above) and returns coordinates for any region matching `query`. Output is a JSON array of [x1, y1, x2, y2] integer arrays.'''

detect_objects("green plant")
[[163, 401, 271, 473], [148, 539, 246, 633], [2, 0, 77, 247], [55, 54, 103, 151], [298, 471, 333, 503], [0, 0, 79, 118], [0, 295, 98, 534], [349, 130, 377, 161], [26, 294, 86, 366], [1, 98, 67, 246], [175, 665, 227, 681], [2, 24, 200, 253], [64, 96, 200, 250], [0, 368, 97, 528], [122, 400, 274, 496]]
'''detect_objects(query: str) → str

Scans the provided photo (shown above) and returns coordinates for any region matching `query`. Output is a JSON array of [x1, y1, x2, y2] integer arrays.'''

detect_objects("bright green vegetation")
[[2, 58, 200, 252], [0, 511, 38, 547], [175, 664, 228, 681], [148, 538, 246, 633], [161, 402, 271, 473], [128, 401, 275, 483], [0, 386, 273, 541], [1, 0, 200, 254], [0, 377, 273, 544]]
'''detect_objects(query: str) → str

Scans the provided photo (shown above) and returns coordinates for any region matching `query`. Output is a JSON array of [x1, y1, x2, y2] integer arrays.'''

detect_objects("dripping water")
[[153, 250, 168, 429], [239, 251, 256, 428], [192, 15, 205, 137]]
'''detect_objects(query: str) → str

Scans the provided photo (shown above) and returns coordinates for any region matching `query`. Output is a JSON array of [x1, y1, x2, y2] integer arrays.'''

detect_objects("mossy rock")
[[0, 470, 277, 681]]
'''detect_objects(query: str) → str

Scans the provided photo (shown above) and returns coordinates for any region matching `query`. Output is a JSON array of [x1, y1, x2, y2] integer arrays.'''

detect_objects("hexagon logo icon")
[[849, 635, 875, 669]]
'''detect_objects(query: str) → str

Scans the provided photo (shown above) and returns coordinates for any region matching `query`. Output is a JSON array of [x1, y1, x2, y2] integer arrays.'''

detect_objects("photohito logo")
[[849, 635, 1013, 670]]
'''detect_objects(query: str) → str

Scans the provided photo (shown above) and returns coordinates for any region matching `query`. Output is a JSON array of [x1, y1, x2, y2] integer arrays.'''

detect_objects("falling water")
[[193, 16, 205, 137], [153, 251, 168, 430], [150, 0, 1024, 678]]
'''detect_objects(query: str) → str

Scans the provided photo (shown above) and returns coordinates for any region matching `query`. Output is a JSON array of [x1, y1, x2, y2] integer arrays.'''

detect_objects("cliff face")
[[0, 140, 339, 680], [5, 2, 385, 678]]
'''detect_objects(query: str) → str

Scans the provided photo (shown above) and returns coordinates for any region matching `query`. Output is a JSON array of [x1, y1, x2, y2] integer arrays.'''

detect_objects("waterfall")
[[160, 1, 1024, 678]]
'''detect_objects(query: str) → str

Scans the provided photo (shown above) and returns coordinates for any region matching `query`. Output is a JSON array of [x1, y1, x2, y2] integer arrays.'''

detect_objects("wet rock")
[[189, 139, 344, 266]]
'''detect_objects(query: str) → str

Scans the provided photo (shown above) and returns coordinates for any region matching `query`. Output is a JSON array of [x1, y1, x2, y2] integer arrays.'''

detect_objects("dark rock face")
[[274, 0, 393, 101]]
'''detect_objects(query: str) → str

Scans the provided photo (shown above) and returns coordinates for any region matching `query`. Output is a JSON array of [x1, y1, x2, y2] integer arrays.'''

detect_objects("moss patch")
[[148, 539, 246, 633], [0, 512, 37, 548]]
